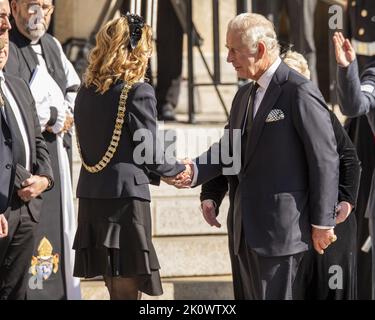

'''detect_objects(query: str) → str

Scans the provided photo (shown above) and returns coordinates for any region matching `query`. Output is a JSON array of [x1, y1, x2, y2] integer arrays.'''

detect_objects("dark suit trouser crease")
[[0, 203, 37, 300], [236, 233, 305, 300], [233, 186, 305, 300]]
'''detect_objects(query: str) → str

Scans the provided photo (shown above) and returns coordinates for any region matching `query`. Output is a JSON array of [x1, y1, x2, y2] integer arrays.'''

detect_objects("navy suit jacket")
[[196, 62, 339, 257]]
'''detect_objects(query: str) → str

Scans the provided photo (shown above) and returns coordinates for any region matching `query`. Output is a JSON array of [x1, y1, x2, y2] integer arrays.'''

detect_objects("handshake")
[[161, 159, 195, 189]]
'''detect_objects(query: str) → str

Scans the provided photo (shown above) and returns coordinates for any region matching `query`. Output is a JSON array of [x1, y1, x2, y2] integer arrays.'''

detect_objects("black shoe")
[[158, 103, 176, 121]]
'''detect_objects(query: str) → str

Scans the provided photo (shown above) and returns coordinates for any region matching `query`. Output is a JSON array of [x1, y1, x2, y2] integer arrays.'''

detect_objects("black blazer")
[[0, 113, 12, 213], [75, 81, 185, 201], [196, 62, 340, 256], [2, 74, 53, 221]]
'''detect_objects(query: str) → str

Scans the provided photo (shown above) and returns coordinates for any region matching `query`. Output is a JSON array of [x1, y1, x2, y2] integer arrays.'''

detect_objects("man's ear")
[[256, 42, 266, 59], [10, 0, 18, 16]]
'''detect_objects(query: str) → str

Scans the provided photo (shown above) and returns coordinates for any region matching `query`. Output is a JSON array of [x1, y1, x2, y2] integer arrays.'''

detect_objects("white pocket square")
[[266, 109, 285, 123]]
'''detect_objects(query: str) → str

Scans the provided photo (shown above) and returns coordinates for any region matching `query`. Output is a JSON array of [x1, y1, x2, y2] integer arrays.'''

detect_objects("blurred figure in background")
[[334, 31, 375, 299], [343, 0, 375, 300], [251, 0, 318, 84]]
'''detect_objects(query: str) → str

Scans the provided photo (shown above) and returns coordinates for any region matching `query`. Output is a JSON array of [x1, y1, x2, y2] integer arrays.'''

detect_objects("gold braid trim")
[[76, 82, 133, 173]]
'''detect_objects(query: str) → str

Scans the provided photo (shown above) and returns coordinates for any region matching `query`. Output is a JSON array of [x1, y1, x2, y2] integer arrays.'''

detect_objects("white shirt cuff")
[[191, 161, 199, 187], [311, 224, 334, 230]]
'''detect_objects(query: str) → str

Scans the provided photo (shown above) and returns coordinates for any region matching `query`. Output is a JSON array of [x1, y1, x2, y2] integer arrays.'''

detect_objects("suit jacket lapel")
[[5, 78, 35, 164], [243, 62, 289, 172]]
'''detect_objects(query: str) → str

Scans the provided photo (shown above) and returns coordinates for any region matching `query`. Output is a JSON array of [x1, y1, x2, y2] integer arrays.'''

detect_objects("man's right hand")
[[312, 227, 337, 255], [333, 32, 356, 67], [201, 200, 221, 228], [0, 214, 8, 238]]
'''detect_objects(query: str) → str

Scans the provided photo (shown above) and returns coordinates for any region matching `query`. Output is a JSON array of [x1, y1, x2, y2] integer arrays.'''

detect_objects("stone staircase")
[[81, 276, 234, 300]]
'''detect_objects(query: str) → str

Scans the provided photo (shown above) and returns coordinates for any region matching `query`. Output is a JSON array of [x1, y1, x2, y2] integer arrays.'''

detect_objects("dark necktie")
[[0, 82, 27, 167], [241, 82, 259, 164]]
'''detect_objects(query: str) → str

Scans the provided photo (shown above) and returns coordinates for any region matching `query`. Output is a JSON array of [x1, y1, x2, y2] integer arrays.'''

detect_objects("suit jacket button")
[[6, 164, 12, 170], [361, 10, 368, 17], [358, 28, 365, 36]]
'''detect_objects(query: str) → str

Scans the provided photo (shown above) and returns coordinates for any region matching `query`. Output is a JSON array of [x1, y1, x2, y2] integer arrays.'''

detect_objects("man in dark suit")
[[186, 13, 339, 300], [333, 31, 375, 299], [5, 0, 81, 300], [0, 0, 53, 300]]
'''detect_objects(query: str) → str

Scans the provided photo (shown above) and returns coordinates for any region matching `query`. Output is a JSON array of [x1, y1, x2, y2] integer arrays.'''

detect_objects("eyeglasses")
[[25, 3, 55, 16]]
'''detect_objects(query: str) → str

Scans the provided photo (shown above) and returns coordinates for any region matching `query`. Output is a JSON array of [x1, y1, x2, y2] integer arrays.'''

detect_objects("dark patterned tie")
[[0, 81, 27, 167], [241, 82, 259, 165]]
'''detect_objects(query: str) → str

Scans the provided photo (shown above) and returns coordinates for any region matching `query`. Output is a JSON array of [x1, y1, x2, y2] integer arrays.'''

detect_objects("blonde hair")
[[283, 50, 311, 80], [84, 16, 152, 94], [228, 13, 280, 61]]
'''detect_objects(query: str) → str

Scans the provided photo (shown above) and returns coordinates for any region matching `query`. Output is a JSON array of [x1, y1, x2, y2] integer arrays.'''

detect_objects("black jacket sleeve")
[[200, 175, 229, 215], [337, 60, 375, 134], [126, 83, 185, 177], [330, 112, 361, 207]]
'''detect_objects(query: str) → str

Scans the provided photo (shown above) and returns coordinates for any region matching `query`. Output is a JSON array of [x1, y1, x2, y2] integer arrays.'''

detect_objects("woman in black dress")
[[73, 14, 189, 300]]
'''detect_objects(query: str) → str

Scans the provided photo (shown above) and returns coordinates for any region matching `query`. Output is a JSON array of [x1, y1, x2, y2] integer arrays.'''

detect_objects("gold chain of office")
[[76, 82, 133, 174]]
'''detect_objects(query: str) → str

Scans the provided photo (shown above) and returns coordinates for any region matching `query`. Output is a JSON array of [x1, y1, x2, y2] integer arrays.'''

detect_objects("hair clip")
[[125, 12, 145, 50], [279, 41, 294, 57]]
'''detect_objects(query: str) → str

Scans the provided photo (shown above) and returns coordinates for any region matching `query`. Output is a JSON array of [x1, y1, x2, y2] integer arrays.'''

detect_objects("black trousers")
[[156, 0, 183, 110], [0, 202, 37, 300]]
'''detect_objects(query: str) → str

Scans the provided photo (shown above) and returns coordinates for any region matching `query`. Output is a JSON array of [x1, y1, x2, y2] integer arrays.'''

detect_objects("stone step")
[[151, 197, 229, 236], [80, 276, 234, 300], [154, 235, 231, 278]]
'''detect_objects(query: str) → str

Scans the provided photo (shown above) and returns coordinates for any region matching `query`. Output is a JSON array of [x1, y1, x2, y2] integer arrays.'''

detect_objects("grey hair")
[[228, 13, 280, 60], [283, 50, 311, 79]]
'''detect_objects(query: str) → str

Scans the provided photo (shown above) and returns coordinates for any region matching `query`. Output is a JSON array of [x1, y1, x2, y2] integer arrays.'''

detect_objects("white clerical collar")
[[257, 57, 282, 90]]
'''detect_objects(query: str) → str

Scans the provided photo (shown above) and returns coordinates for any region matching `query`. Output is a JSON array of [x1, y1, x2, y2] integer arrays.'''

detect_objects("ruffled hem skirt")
[[73, 198, 162, 296]]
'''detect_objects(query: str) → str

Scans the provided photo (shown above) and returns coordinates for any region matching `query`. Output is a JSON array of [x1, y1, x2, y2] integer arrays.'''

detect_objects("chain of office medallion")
[[76, 83, 133, 173]]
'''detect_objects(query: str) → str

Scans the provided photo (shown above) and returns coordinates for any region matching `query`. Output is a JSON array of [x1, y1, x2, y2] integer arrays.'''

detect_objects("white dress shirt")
[[0, 71, 31, 171], [252, 57, 282, 118]]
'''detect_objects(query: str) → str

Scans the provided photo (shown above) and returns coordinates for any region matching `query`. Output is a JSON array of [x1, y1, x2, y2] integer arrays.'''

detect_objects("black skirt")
[[73, 197, 162, 296]]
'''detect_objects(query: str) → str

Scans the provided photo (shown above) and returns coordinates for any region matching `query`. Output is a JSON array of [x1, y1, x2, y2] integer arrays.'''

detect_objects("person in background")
[[155, 0, 184, 121], [0, 0, 53, 300], [251, 0, 318, 84], [334, 30, 375, 299], [343, 1, 375, 299], [5, 0, 81, 300]]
